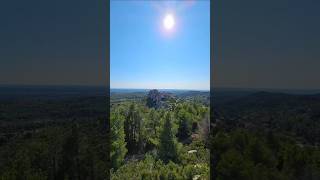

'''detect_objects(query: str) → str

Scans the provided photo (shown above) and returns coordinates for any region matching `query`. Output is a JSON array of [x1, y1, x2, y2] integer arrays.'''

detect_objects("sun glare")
[[163, 14, 175, 30]]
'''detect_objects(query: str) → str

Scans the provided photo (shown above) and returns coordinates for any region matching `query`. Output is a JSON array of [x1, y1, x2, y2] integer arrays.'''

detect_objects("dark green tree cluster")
[[110, 97, 210, 179], [158, 112, 178, 164], [111, 154, 209, 180], [0, 121, 108, 180], [111, 110, 127, 170], [210, 128, 320, 180]]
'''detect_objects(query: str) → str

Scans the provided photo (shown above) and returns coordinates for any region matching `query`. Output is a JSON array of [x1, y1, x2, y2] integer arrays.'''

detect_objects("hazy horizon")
[[4, 83, 320, 93]]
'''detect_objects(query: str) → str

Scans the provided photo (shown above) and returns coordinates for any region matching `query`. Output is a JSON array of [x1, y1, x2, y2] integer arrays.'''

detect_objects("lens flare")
[[163, 14, 175, 30]]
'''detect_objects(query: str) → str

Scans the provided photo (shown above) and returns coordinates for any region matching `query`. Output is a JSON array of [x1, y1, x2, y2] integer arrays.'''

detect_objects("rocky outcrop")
[[146, 89, 162, 109], [146, 89, 175, 109]]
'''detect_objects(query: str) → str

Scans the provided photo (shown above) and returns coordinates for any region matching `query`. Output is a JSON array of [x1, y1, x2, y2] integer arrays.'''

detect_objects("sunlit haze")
[[163, 14, 175, 30], [111, 1, 210, 90]]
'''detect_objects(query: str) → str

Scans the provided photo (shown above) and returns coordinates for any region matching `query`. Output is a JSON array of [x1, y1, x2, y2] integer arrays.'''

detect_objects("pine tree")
[[148, 109, 159, 136], [176, 110, 192, 142], [60, 123, 79, 179], [124, 103, 144, 154], [159, 112, 178, 163], [111, 110, 127, 170]]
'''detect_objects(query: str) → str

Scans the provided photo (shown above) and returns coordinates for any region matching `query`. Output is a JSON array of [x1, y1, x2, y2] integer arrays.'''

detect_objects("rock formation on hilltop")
[[146, 89, 176, 109], [146, 89, 162, 109]]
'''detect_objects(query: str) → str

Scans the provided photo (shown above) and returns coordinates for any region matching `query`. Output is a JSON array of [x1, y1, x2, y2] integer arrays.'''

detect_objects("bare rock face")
[[146, 89, 175, 109], [146, 89, 161, 109]]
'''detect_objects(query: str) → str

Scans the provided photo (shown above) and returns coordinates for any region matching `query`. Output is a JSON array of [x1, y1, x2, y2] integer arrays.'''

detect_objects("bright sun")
[[163, 14, 175, 30]]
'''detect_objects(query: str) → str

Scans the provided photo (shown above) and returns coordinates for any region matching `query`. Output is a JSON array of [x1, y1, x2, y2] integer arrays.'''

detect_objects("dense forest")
[[110, 89, 210, 179], [0, 87, 109, 179], [211, 91, 320, 180], [2, 87, 320, 180]]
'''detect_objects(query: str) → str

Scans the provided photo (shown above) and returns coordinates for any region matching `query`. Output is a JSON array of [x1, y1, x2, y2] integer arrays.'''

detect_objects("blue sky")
[[111, 0, 210, 90]]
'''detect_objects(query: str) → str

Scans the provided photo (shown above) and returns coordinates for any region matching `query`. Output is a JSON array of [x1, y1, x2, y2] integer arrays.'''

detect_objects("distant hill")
[[219, 91, 320, 111], [215, 91, 320, 145], [175, 90, 209, 98], [0, 85, 106, 100], [110, 88, 149, 93]]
